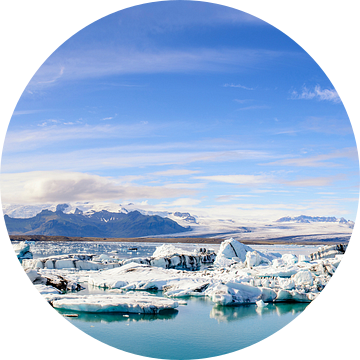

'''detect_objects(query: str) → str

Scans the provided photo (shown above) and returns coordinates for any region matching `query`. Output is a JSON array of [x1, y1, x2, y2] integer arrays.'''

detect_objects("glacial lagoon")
[[18, 240, 337, 359], [59, 287, 308, 359]]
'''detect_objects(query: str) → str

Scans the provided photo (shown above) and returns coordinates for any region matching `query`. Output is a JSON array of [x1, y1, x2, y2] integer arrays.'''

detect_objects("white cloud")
[[215, 194, 256, 202], [237, 105, 270, 111], [262, 147, 358, 167], [196, 174, 272, 185], [3, 123, 155, 152], [0, 171, 196, 204], [151, 169, 201, 176], [282, 175, 345, 187], [27, 47, 282, 90], [290, 85, 340, 103], [159, 198, 202, 207], [223, 83, 254, 90]]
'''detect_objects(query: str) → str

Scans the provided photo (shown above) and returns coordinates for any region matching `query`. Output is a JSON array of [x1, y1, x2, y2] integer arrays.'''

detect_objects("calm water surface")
[[58, 294, 308, 359], [30, 241, 309, 359]]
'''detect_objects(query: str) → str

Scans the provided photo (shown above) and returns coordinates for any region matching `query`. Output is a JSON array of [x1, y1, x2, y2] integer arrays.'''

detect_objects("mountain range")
[[276, 215, 354, 228], [4, 208, 189, 238]]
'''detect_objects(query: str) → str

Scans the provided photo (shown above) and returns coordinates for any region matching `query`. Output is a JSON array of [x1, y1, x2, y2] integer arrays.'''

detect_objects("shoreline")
[[9, 234, 350, 246]]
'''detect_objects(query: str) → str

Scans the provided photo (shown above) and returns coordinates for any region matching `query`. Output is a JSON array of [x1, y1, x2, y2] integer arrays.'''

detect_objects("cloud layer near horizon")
[[1, 171, 196, 204]]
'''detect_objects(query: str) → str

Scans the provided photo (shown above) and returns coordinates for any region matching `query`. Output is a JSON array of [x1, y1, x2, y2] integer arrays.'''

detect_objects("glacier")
[[19, 238, 347, 312]]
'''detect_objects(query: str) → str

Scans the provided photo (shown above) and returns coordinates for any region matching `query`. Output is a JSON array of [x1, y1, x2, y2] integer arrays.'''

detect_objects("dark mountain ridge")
[[4, 208, 189, 238]]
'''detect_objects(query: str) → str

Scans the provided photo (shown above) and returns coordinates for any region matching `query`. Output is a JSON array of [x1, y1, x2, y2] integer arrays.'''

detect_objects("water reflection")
[[210, 303, 308, 323]]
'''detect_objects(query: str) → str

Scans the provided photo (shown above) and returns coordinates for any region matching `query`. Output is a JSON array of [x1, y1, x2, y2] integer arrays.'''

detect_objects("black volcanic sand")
[[9, 234, 350, 245]]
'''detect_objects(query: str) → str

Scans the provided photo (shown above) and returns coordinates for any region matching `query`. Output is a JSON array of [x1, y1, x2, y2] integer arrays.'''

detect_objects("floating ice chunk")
[[50, 293, 179, 314], [26, 269, 41, 283], [153, 244, 192, 258], [275, 289, 293, 302], [281, 254, 298, 266], [256, 299, 267, 308], [292, 270, 313, 286], [215, 238, 253, 263], [246, 251, 261, 268], [260, 287, 277, 302], [34, 284, 62, 295], [272, 258, 284, 267], [298, 255, 311, 262], [278, 278, 295, 290], [275, 289, 314, 303], [210, 282, 262, 305]]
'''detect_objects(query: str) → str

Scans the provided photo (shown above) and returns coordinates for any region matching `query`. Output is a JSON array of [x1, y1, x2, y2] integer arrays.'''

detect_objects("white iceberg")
[[214, 238, 253, 263], [22, 254, 120, 271], [256, 299, 267, 308]]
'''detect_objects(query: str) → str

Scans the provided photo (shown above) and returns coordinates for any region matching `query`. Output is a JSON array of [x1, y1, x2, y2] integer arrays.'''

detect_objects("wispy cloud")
[[237, 105, 270, 111], [3, 123, 155, 152], [151, 169, 201, 177], [290, 85, 340, 103], [12, 109, 47, 116], [27, 48, 281, 91], [282, 175, 346, 187], [262, 147, 358, 167], [215, 194, 257, 202], [1, 148, 275, 173], [223, 83, 254, 90], [195, 174, 273, 185]]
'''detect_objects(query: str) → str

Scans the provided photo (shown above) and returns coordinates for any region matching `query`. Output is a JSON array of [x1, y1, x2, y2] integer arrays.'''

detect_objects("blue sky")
[[1, 1, 358, 221]]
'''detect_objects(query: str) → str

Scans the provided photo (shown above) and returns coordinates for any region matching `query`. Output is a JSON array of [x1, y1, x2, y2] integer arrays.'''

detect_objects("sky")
[[1, 0, 359, 221]]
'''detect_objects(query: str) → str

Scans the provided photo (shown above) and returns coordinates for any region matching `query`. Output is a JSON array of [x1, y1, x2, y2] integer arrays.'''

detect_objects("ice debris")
[[19, 239, 347, 311]]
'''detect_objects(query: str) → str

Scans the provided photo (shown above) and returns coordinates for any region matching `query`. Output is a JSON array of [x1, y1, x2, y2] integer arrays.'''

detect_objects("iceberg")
[[22, 253, 120, 271], [214, 238, 253, 263], [122, 244, 216, 270]]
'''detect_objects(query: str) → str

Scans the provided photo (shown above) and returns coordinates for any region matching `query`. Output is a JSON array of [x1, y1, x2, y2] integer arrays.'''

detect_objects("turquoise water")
[[31, 241, 309, 359], [58, 294, 308, 359]]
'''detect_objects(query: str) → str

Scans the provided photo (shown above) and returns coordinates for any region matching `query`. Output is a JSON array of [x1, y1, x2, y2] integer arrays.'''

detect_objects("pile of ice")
[[13, 242, 33, 263], [121, 244, 216, 270], [22, 244, 216, 272], [18, 238, 348, 312], [84, 239, 345, 306]]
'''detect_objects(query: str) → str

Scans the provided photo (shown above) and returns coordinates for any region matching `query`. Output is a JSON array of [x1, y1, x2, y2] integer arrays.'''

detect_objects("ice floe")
[[48, 293, 179, 314]]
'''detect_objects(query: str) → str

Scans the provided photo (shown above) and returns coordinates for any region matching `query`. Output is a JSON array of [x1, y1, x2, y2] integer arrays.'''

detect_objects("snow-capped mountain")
[[2, 202, 354, 242], [276, 215, 354, 228]]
